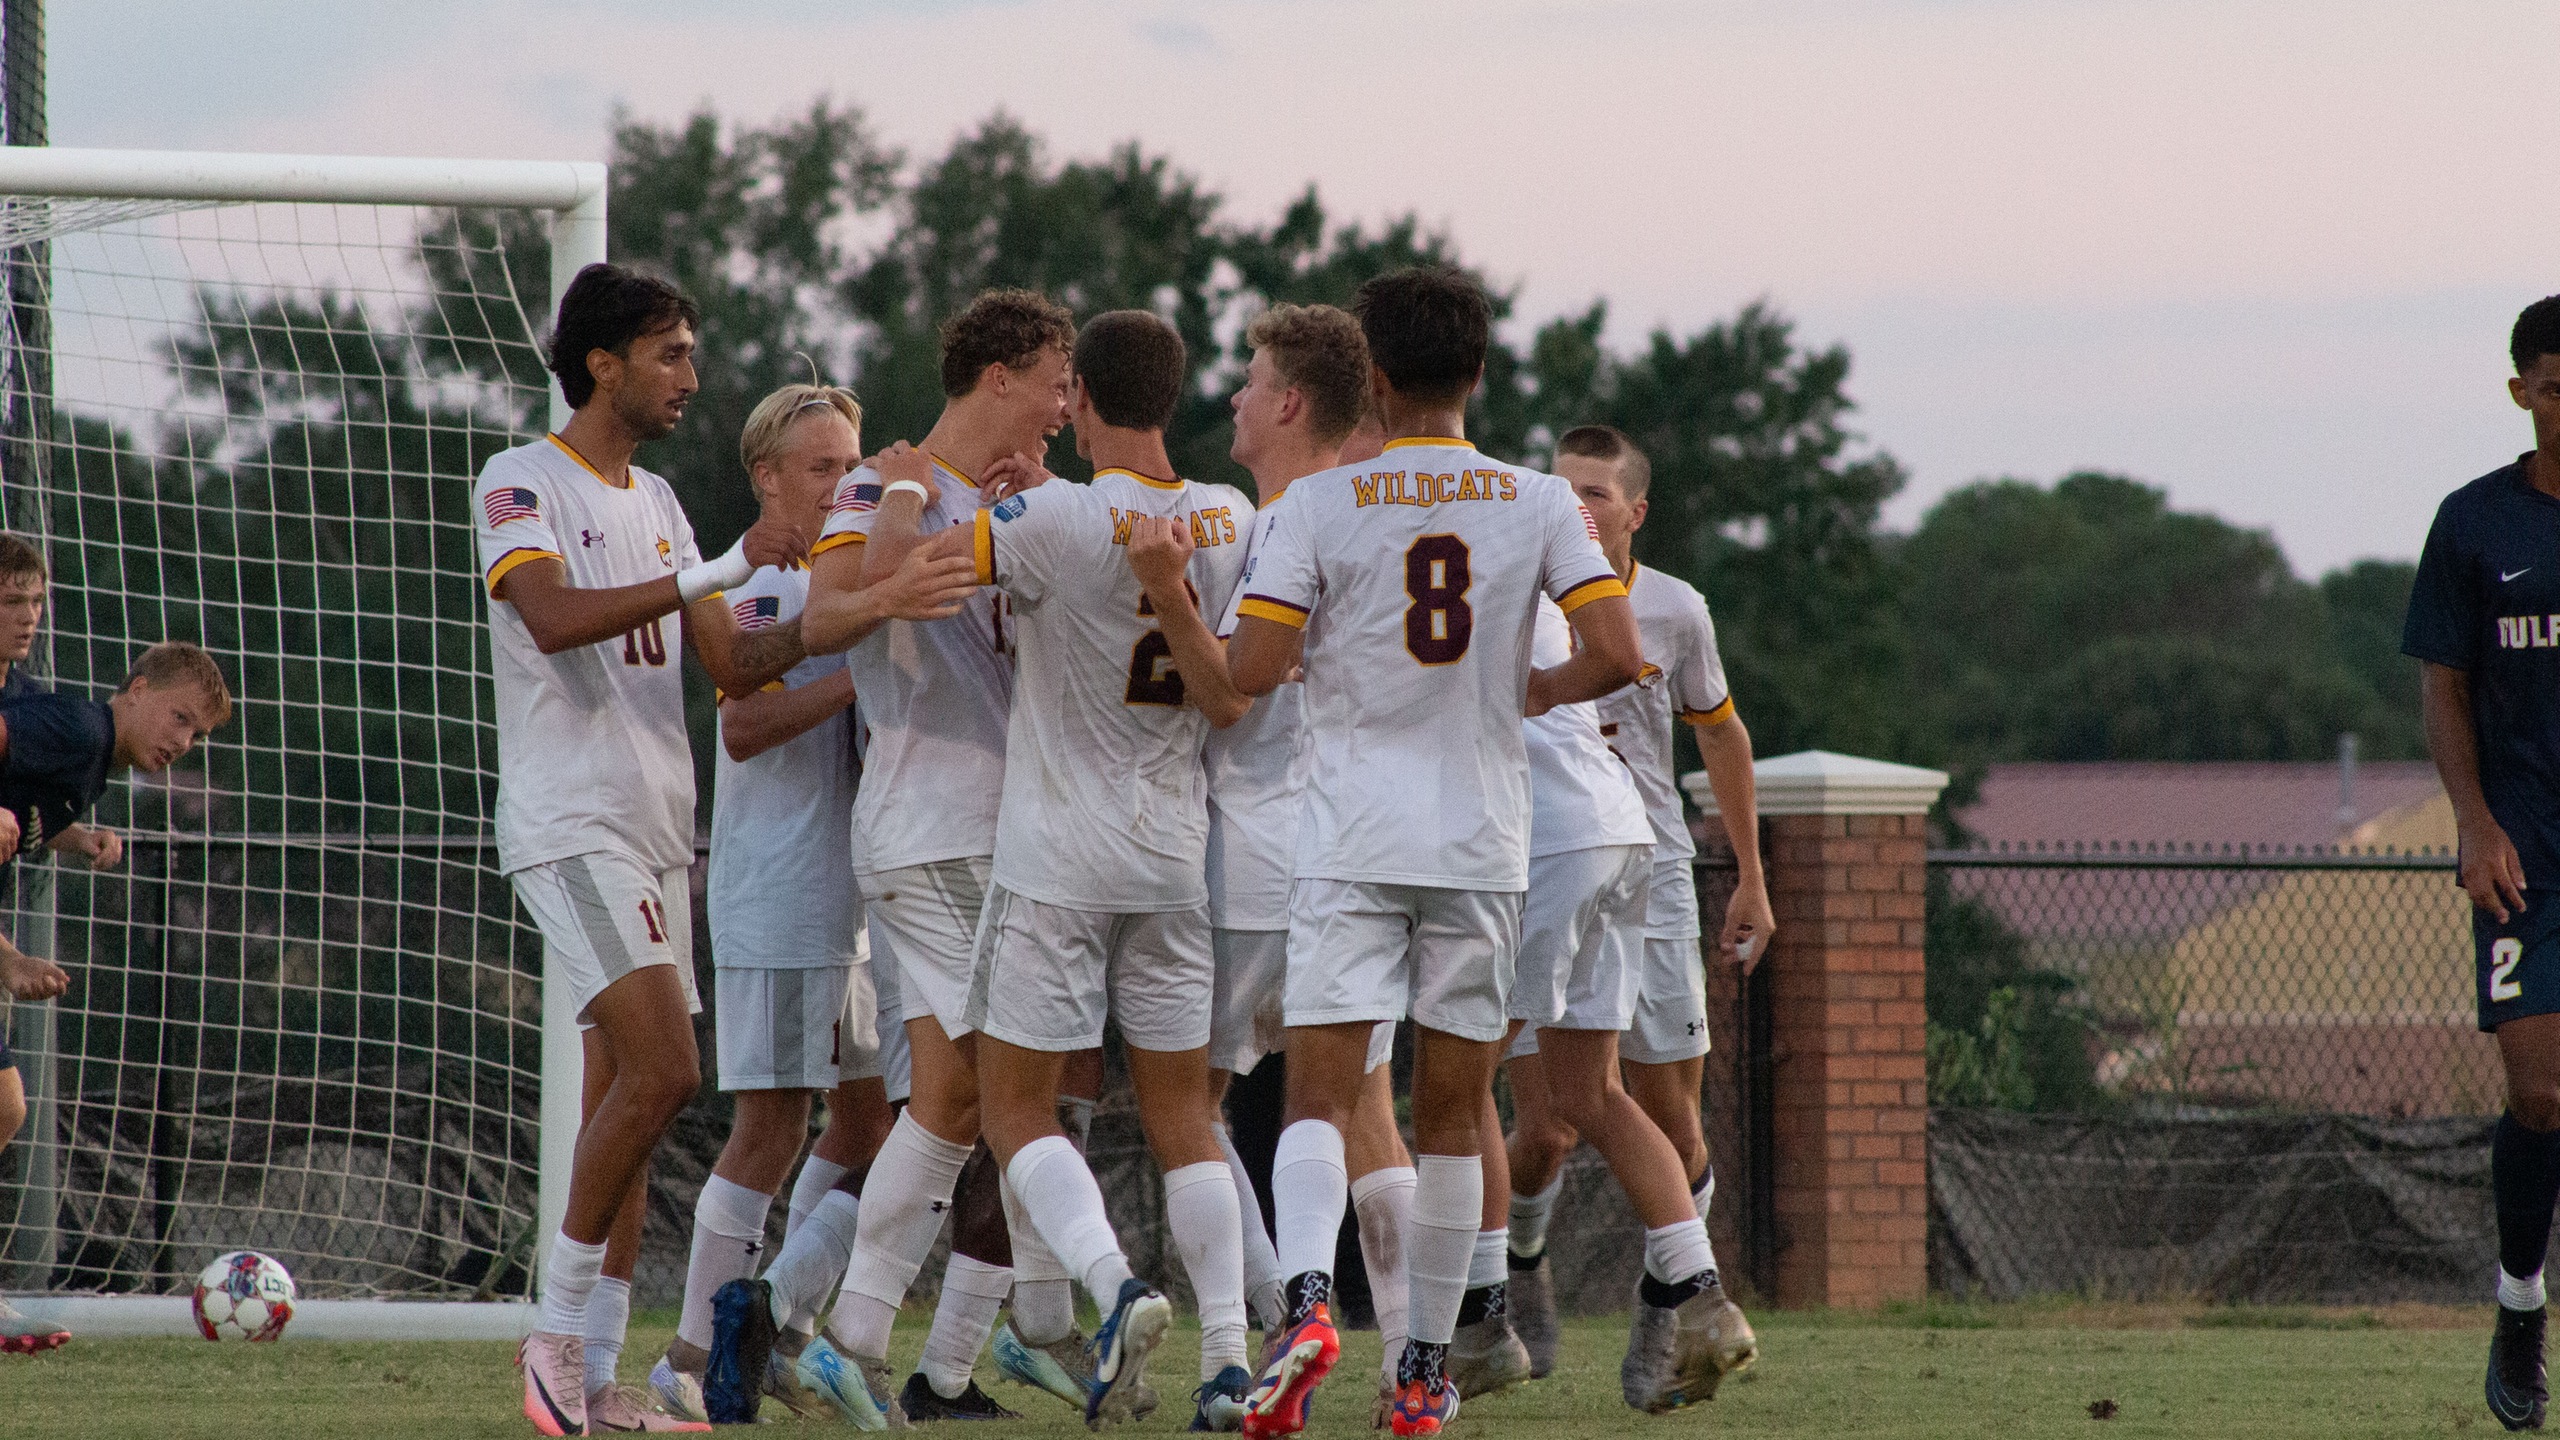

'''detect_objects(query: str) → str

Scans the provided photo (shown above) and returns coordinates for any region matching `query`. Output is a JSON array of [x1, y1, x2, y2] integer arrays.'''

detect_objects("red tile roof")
[[1954, 761, 2445, 851]]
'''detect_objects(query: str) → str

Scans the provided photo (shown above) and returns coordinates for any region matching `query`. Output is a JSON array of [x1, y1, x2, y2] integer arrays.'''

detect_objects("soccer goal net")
[[0, 150, 605, 1335]]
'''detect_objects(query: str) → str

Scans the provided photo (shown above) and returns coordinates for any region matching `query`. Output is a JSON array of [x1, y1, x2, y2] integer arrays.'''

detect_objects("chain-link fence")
[[1926, 843, 2500, 1302]]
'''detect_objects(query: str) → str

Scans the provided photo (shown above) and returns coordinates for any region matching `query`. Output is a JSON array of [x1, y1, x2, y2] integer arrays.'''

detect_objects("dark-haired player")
[[0, 640, 227, 1356], [1225, 267, 1644, 1438], [480, 262, 974, 1436], [719, 290, 1079, 1429], [0, 534, 121, 870], [2408, 293, 2560, 1432], [934, 309, 1256, 1429]]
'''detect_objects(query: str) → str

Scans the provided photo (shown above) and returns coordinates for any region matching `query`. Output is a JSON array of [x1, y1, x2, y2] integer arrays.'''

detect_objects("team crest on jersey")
[[482, 486, 540, 528], [992, 496, 1028, 522], [656, 536, 673, 560], [831, 477, 881, 514], [732, 594, 781, 630]]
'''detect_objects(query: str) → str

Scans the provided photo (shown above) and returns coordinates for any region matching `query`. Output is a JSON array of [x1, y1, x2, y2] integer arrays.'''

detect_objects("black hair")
[[2516, 297, 2560, 375], [1353, 266, 1490, 406], [545, 263, 701, 410], [1072, 310, 1187, 430]]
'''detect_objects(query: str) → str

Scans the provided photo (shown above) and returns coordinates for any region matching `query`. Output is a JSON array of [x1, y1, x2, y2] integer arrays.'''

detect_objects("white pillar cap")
[[1682, 749, 1949, 818]]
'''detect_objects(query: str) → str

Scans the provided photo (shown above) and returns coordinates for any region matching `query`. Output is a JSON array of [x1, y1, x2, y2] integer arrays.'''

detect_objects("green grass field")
[[0, 1303, 2506, 1439]]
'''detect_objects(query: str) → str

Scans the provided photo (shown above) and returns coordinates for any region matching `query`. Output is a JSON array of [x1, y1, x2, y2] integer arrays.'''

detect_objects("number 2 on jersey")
[[2494, 936, 2525, 1002], [1124, 585, 1195, 707], [1405, 534, 1472, 665]]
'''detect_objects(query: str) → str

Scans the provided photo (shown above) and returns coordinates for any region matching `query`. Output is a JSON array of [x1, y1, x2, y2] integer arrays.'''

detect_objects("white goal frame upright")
[[0, 147, 605, 1340]]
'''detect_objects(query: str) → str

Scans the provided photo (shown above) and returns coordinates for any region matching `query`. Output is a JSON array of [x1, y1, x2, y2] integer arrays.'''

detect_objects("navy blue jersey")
[[2405, 455, 2560, 882], [0, 692, 114, 855], [0, 667, 43, 702]]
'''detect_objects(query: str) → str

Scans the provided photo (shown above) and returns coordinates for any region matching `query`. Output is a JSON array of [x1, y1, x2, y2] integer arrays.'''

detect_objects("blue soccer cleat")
[[1086, 1279, 1172, 1430]]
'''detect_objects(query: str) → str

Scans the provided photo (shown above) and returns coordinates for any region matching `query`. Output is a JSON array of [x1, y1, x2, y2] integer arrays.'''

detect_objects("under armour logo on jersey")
[[1687, 1020, 1705, 1036], [580, 529, 606, 549], [733, 594, 781, 630], [929, 1199, 951, 1215]]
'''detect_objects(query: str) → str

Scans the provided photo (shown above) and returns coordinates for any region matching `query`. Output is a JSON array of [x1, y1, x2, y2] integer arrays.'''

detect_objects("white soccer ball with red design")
[[192, 1251, 296, 1341]]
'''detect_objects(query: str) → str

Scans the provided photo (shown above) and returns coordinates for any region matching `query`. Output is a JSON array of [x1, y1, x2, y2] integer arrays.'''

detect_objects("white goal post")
[[0, 148, 606, 1340]]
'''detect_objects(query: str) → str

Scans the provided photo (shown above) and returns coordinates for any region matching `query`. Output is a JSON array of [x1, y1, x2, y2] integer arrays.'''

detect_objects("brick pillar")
[[1687, 750, 1945, 1310]]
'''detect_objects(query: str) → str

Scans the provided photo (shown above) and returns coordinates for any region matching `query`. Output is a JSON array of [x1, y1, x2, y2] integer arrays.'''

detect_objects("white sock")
[[1692, 1162, 1714, 1221], [769, 1190, 863, 1333], [828, 1114, 973, 1358], [1059, 1095, 1097, 1151], [1001, 1169, 1079, 1345], [789, 1157, 852, 1240], [1166, 1160, 1249, 1378], [1351, 1166, 1415, 1385], [923, 1254, 1012, 1399], [1008, 1134, 1135, 1303], [584, 1276, 631, 1395], [1406, 1155, 1482, 1346], [1643, 1217, 1716, 1285], [677, 1174, 774, 1352], [1508, 1170, 1563, 1257], [1469, 1228, 1508, 1291], [1271, 1120, 1348, 1282], [2504, 1267, 2549, 1312], [1215, 1123, 1285, 1331], [536, 1232, 607, 1337]]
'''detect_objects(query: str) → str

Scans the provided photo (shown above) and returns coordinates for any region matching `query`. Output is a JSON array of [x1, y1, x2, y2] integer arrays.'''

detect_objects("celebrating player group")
[[476, 259, 1775, 1437]]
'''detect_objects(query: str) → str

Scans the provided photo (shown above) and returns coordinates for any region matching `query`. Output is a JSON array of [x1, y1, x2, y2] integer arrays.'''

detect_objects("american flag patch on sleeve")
[[830, 477, 882, 515], [1580, 504, 1600, 540], [732, 594, 782, 630], [484, 486, 540, 527]]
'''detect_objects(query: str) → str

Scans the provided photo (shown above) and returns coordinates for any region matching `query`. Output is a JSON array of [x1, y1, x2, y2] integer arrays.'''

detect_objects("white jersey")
[[1205, 493, 1307, 931], [973, 468, 1254, 912], [1236, 438, 1624, 892], [1525, 598, 1653, 858], [708, 564, 863, 969], [813, 456, 1013, 876], [474, 435, 701, 876], [1597, 563, 1732, 860]]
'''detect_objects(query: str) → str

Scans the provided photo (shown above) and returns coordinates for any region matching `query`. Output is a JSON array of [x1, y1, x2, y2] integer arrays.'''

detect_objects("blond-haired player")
[[1501, 425, 1770, 1405], [1226, 268, 1643, 1439]]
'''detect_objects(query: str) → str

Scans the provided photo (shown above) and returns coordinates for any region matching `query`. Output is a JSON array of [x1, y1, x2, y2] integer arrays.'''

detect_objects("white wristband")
[[677, 537, 756, 605], [882, 478, 931, 506]]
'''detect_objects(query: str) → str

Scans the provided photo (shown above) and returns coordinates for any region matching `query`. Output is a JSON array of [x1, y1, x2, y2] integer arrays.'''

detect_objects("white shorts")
[[1621, 936, 1711, 1065], [1510, 844, 1650, 1034], [1643, 851, 1703, 940], [869, 931, 913, 1105], [716, 960, 873, 1092], [1283, 879, 1521, 1045], [860, 857, 991, 1039], [1211, 928, 1289, 1076], [965, 884, 1215, 1053], [510, 853, 700, 1028]]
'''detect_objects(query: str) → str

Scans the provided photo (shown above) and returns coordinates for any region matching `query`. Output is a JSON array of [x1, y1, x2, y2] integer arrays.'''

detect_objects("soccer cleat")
[[899, 1369, 1022, 1421], [586, 1382, 714, 1432], [996, 1320, 1096, 1411], [704, 1277, 778, 1425], [1087, 1279, 1174, 1430], [646, 1355, 708, 1424], [0, 1296, 68, 1355], [796, 1332, 908, 1430], [764, 1344, 830, 1418], [1506, 1252, 1560, 1378], [518, 1331, 590, 1437], [1188, 1364, 1252, 1432], [1622, 1273, 1757, 1413], [1385, 1376, 1458, 1438], [1447, 1312, 1531, 1399], [1240, 1300, 1339, 1439], [2490, 1303, 2550, 1431]]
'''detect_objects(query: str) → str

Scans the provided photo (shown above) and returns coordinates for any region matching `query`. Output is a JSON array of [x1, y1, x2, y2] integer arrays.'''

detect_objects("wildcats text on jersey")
[[1349, 467, 1519, 509], [1105, 504, 1240, 549]]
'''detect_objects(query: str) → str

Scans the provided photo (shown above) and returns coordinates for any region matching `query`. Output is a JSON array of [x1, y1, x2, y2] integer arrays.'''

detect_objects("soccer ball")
[[192, 1251, 295, 1341]]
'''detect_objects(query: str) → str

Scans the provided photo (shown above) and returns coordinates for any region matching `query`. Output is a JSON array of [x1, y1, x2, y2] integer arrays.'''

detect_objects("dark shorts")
[[2477, 888, 2560, 1032]]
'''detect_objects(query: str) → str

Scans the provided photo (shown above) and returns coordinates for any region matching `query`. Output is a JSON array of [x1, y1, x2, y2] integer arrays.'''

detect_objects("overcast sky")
[[48, 0, 2559, 572]]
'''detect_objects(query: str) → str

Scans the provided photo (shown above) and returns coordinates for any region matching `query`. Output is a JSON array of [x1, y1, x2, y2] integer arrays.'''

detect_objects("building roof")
[[1954, 760, 2446, 851]]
